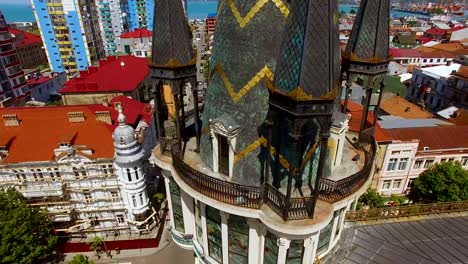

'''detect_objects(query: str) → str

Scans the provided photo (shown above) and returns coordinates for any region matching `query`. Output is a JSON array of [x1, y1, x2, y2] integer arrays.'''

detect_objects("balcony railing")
[[345, 201, 468, 222], [170, 131, 376, 220]]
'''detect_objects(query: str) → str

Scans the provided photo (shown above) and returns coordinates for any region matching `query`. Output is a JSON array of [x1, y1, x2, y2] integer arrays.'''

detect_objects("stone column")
[[302, 234, 319, 264], [180, 189, 195, 236], [247, 218, 262, 264], [200, 203, 209, 254], [277, 237, 291, 264], [330, 212, 341, 245], [220, 211, 230, 264], [164, 177, 175, 230], [258, 224, 267, 264]]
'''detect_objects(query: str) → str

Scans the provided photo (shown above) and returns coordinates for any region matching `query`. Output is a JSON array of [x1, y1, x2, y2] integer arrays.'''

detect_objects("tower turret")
[[113, 107, 149, 223], [341, 0, 390, 132]]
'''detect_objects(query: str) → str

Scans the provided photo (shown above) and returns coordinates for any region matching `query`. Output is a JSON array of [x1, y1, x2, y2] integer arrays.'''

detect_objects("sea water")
[[0, 1, 434, 24]]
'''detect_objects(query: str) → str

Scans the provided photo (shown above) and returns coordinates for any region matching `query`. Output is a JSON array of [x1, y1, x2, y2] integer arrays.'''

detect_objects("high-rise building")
[[0, 11, 28, 102], [151, 0, 390, 263], [127, 0, 154, 31], [95, 0, 127, 55], [30, 0, 106, 74]]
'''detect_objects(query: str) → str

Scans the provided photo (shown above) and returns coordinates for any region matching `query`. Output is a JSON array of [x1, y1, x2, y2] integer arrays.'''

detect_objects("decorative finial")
[[117, 106, 126, 126]]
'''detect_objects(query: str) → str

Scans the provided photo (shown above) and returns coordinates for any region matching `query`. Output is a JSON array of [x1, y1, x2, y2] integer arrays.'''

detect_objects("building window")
[[462, 157, 468, 167], [84, 190, 92, 203], [387, 158, 398, 171], [80, 167, 87, 178], [37, 169, 44, 181], [398, 158, 409, 170], [441, 158, 448, 163], [382, 180, 392, 190], [206, 206, 222, 263], [169, 181, 185, 232], [131, 195, 137, 207], [448, 158, 454, 162], [126, 168, 132, 182], [134, 167, 139, 180], [139, 193, 144, 205], [111, 191, 119, 201], [407, 179, 415, 190], [73, 167, 79, 177], [414, 159, 423, 169], [317, 218, 334, 255], [264, 232, 279, 264], [393, 180, 402, 189], [228, 215, 249, 264], [116, 214, 125, 224], [286, 240, 304, 264], [54, 168, 61, 178], [424, 159, 434, 168]]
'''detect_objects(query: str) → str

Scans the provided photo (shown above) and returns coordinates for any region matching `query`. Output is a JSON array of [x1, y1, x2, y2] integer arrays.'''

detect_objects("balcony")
[[161, 130, 376, 221]]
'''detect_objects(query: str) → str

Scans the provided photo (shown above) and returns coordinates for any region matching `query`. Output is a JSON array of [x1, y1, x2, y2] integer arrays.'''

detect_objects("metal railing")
[[346, 201, 468, 222], [170, 131, 376, 220]]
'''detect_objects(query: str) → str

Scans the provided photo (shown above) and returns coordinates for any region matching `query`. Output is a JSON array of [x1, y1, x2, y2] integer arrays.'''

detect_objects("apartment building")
[[31, 0, 105, 74], [95, 0, 126, 55], [127, 0, 154, 31]]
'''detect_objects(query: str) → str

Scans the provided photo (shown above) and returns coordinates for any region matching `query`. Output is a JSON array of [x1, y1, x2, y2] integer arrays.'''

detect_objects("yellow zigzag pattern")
[[220, 0, 290, 28], [234, 137, 321, 172], [210, 64, 274, 103]]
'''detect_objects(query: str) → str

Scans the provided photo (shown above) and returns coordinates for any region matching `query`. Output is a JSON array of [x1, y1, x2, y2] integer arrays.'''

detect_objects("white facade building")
[[0, 97, 157, 237], [374, 125, 468, 195]]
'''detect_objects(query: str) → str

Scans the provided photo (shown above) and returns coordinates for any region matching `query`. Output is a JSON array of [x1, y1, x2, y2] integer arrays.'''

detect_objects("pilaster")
[[277, 237, 291, 264], [164, 177, 176, 230], [220, 211, 230, 264], [180, 189, 195, 236], [200, 203, 209, 254], [302, 233, 319, 264], [247, 218, 262, 264]]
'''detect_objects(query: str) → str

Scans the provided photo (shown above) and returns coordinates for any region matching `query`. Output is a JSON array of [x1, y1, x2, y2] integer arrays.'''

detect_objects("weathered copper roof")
[[150, 0, 194, 67], [344, 0, 390, 63], [271, 0, 340, 99]]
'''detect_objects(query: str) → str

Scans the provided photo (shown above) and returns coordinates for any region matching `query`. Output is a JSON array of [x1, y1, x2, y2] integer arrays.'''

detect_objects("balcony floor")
[[327, 140, 365, 181]]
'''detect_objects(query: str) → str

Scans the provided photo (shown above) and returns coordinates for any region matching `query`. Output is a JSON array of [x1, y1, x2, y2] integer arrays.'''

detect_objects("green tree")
[[87, 237, 104, 257], [0, 188, 62, 264], [410, 162, 468, 202], [357, 188, 385, 209], [69, 254, 94, 264]]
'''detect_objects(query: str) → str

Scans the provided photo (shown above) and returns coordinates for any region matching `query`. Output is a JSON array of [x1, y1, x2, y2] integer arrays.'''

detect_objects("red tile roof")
[[390, 48, 422, 58], [8, 28, 42, 47], [426, 28, 447, 35], [28, 76, 54, 87], [386, 126, 468, 151], [120, 28, 153, 39], [0, 96, 152, 164], [60, 56, 149, 94]]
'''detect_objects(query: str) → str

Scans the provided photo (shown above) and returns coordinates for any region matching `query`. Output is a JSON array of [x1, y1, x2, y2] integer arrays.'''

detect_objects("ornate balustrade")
[[170, 132, 376, 220], [346, 201, 468, 222]]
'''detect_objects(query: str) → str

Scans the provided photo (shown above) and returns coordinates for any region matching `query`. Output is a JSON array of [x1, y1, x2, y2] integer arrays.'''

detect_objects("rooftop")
[[8, 28, 42, 47], [0, 96, 152, 164], [389, 48, 422, 58], [60, 56, 149, 94], [420, 63, 461, 78], [380, 93, 434, 119], [120, 28, 153, 39], [327, 215, 468, 264], [385, 125, 468, 151]]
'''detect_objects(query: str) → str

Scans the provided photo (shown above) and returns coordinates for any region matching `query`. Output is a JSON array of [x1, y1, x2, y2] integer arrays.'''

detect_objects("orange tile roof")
[[0, 96, 153, 164], [386, 125, 468, 150], [380, 93, 434, 119], [453, 65, 468, 79]]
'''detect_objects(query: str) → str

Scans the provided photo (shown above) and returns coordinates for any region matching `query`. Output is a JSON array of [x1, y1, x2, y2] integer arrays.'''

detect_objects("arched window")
[[80, 167, 87, 178], [37, 169, 44, 181], [134, 167, 139, 180], [126, 168, 132, 182], [13, 170, 19, 181], [73, 167, 79, 177], [19, 170, 26, 181], [54, 168, 61, 178], [30, 169, 37, 181]]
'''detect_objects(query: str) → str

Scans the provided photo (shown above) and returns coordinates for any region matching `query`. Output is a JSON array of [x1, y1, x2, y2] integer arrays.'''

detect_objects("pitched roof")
[[0, 97, 152, 164], [426, 28, 447, 35], [150, 0, 194, 66], [390, 48, 422, 58], [394, 33, 417, 44], [344, 0, 390, 62], [421, 63, 461, 78], [120, 28, 153, 39], [8, 28, 42, 47], [271, 0, 340, 99], [386, 125, 468, 150], [380, 93, 434, 119], [60, 56, 149, 94]]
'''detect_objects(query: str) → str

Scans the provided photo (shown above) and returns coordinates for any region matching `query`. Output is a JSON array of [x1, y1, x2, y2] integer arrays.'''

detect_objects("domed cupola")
[[113, 107, 145, 164]]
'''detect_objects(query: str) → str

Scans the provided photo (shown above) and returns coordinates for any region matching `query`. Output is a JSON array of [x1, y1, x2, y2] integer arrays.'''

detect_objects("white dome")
[[113, 109, 136, 146]]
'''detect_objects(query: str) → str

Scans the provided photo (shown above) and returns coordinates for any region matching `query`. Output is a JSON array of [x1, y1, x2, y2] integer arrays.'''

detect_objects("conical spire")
[[344, 0, 390, 63], [269, 0, 340, 100], [151, 0, 195, 67]]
